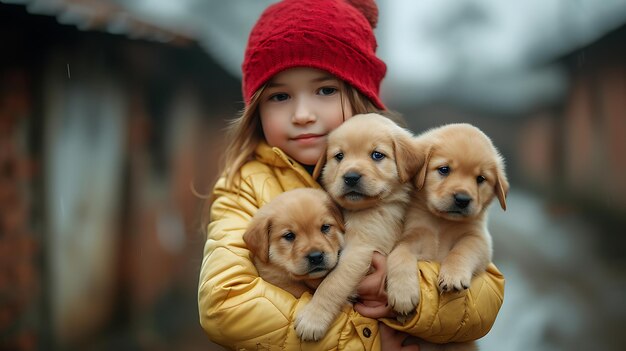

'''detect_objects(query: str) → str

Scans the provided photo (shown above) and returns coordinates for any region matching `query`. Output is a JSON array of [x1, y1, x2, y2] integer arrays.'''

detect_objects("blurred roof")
[[1, 0, 195, 46], [7, 0, 626, 113]]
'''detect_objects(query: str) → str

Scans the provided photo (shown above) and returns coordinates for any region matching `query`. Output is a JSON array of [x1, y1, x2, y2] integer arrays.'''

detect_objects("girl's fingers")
[[358, 253, 387, 296], [357, 269, 385, 296], [370, 251, 386, 271]]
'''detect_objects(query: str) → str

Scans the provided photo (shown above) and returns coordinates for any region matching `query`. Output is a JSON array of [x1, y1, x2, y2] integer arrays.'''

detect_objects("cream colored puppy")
[[294, 113, 420, 341], [387, 123, 508, 351], [243, 188, 345, 298]]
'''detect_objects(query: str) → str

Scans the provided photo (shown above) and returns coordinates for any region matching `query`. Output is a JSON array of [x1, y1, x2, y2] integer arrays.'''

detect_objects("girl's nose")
[[292, 98, 316, 124]]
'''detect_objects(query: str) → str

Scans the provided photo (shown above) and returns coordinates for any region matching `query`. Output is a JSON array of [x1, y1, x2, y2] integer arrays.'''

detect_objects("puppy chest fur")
[[295, 113, 420, 341], [386, 123, 508, 351]]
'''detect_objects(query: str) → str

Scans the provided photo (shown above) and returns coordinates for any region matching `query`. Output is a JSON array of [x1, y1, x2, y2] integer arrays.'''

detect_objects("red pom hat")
[[242, 0, 386, 109]]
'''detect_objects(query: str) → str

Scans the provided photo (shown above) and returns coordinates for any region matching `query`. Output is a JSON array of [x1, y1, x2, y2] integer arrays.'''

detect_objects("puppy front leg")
[[438, 233, 491, 292], [387, 242, 419, 317], [295, 245, 373, 341], [388, 227, 436, 317]]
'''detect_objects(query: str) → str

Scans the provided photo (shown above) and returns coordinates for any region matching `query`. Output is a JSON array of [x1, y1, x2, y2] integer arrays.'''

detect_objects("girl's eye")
[[438, 166, 450, 175], [334, 153, 344, 161], [371, 151, 385, 161], [318, 87, 337, 96], [477, 175, 486, 184], [269, 93, 289, 102], [283, 232, 296, 241], [321, 224, 331, 234]]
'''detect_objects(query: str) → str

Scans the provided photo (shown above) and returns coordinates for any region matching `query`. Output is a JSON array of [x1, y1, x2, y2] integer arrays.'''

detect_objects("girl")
[[198, 1, 505, 350]]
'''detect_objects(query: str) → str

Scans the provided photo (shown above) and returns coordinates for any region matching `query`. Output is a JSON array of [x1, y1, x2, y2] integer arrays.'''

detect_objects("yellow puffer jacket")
[[198, 142, 505, 350]]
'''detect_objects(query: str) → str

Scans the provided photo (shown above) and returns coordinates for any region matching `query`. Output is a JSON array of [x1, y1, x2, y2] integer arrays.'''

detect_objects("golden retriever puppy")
[[295, 113, 421, 341], [243, 188, 345, 298], [386, 123, 509, 351]]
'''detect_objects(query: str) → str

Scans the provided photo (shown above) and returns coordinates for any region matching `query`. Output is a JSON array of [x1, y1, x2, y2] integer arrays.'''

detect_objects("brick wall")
[[562, 26, 626, 211], [516, 24, 626, 215], [0, 69, 39, 350]]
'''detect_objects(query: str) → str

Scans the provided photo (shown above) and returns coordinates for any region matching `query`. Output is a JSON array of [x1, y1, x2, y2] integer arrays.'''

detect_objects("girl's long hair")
[[217, 81, 389, 188], [199, 82, 403, 231]]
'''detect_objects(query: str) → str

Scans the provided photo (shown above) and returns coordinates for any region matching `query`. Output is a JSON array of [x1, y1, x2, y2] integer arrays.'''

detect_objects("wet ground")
[[479, 190, 626, 351]]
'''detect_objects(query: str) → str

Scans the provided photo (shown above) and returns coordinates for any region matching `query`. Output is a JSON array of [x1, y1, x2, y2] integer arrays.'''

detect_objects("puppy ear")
[[495, 161, 509, 211], [394, 134, 422, 183], [242, 214, 271, 263], [415, 146, 433, 191], [326, 198, 345, 232], [312, 147, 327, 180]]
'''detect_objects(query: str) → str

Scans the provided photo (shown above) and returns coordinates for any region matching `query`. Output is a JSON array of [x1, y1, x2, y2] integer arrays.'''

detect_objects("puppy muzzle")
[[442, 193, 474, 217], [305, 252, 330, 275], [341, 172, 369, 199], [453, 193, 472, 209], [306, 251, 324, 265], [343, 172, 361, 187]]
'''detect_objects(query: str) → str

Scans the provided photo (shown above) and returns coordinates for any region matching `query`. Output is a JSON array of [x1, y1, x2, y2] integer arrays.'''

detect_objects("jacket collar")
[[254, 141, 321, 188]]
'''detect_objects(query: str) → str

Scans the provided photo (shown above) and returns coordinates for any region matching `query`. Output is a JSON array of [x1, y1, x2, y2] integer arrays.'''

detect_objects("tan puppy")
[[387, 123, 508, 351], [295, 113, 421, 341], [243, 188, 345, 298]]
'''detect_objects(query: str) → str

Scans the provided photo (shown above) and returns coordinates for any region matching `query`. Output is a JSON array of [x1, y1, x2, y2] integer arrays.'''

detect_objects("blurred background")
[[1, 0, 625, 350]]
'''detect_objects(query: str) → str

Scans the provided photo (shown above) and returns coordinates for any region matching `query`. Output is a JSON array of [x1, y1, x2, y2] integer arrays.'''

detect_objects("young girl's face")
[[259, 67, 352, 166]]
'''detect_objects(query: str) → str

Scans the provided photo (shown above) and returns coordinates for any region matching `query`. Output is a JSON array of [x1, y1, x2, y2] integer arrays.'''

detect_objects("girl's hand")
[[379, 323, 421, 351], [355, 251, 395, 319]]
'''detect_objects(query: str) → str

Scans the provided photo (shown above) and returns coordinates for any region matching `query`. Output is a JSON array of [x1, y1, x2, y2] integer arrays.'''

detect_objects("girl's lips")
[[291, 134, 324, 144]]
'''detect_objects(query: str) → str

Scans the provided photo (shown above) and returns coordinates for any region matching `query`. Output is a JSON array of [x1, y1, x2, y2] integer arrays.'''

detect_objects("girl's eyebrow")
[[311, 75, 336, 83], [267, 75, 337, 88]]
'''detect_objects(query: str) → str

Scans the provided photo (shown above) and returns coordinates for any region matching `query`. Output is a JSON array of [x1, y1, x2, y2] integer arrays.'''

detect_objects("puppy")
[[243, 188, 345, 298], [386, 123, 509, 351], [294, 113, 421, 341]]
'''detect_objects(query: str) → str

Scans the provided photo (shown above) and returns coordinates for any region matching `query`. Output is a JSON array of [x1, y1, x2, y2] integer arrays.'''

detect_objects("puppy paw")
[[438, 265, 472, 293], [347, 293, 359, 304], [387, 269, 420, 316], [295, 303, 332, 341], [395, 311, 416, 324], [388, 284, 420, 316]]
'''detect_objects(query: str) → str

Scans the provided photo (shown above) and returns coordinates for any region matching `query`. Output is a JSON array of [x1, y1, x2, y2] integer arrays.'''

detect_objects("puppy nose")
[[454, 193, 472, 208], [343, 172, 361, 186], [307, 251, 324, 265]]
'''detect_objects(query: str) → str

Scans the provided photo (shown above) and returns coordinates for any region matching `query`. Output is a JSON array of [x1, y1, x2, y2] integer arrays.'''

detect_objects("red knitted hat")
[[242, 0, 386, 109]]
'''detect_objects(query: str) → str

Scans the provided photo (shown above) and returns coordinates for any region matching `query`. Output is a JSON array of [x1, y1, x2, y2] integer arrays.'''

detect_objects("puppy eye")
[[282, 232, 296, 241], [321, 224, 331, 234], [334, 153, 344, 161], [438, 166, 450, 175], [371, 151, 385, 161], [477, 175, 486, 184]]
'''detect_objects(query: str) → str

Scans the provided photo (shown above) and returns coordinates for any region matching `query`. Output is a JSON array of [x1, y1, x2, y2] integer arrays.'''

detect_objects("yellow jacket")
[[198, 142, 505, 350]]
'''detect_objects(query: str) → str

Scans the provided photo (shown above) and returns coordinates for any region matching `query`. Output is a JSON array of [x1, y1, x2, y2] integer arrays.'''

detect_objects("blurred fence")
[[1, 3, 237, 350]]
